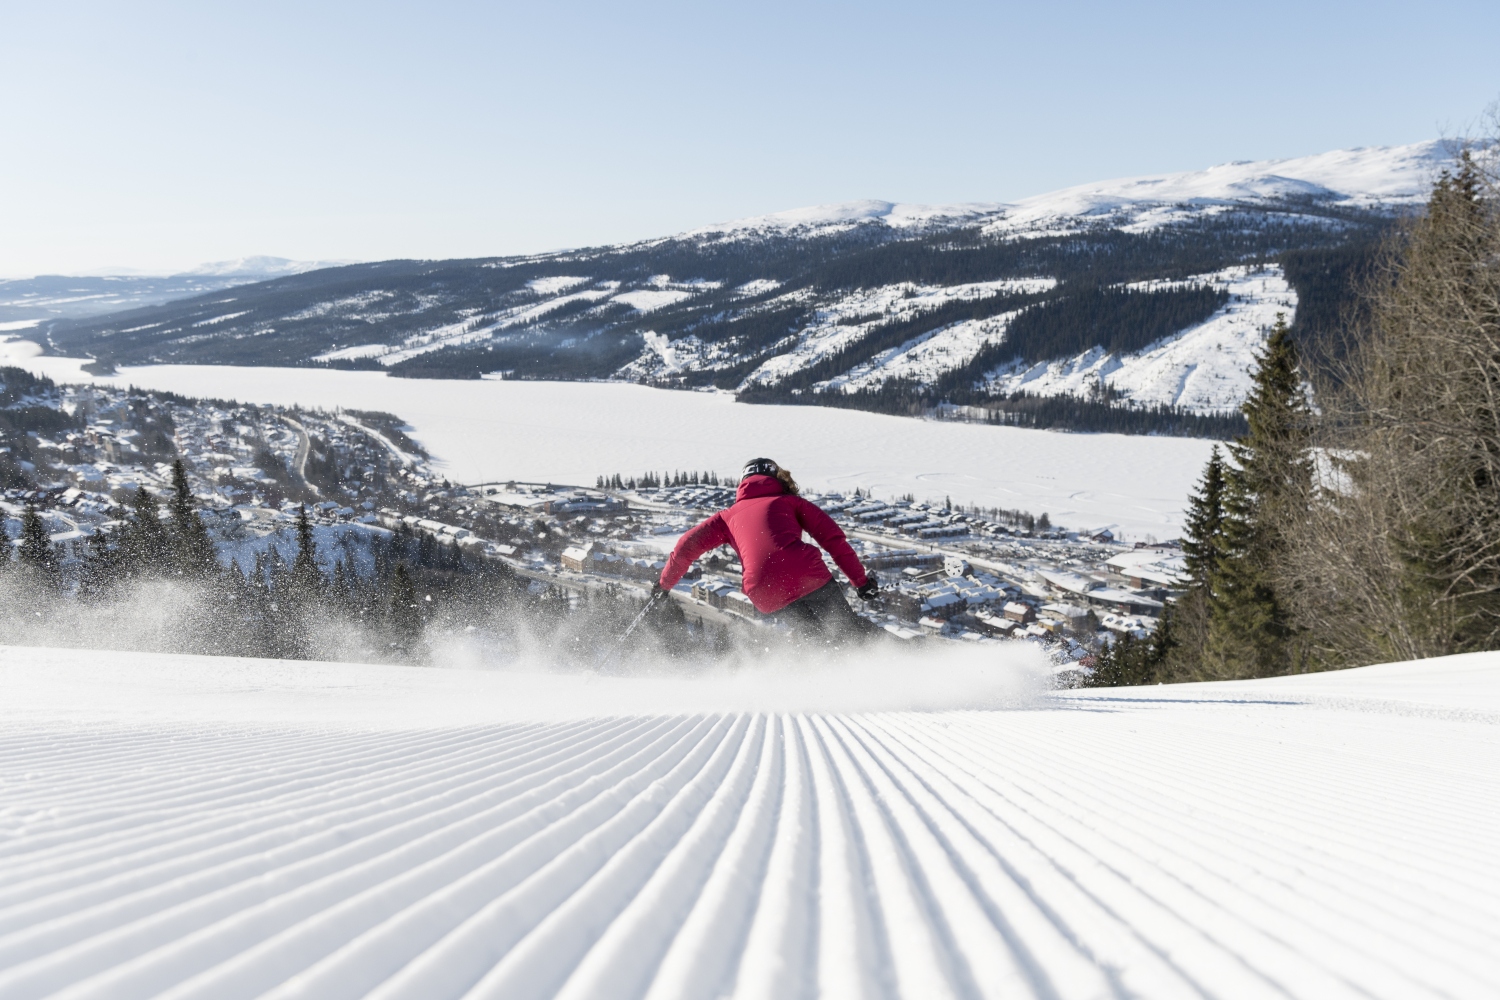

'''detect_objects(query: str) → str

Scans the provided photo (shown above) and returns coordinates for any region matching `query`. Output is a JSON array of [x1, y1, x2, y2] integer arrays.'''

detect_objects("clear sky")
[[2, 0, 1496, 277]]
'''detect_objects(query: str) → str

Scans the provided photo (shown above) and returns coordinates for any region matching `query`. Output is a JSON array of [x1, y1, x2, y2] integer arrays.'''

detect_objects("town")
[[1, 366, 1184, 674]]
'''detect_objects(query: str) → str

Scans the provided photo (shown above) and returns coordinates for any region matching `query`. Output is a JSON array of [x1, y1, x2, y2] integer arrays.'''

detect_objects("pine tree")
[[1089, 628, 1157, 686], [1204, 316, 1312, 678], [1157, 444, 1227, 679], [1145, 601, 1175, 671], [168, 459, 217, 576], [1181, 446, 1226, 588], [18, 503, 56, 575], [291, 504, 321, 594], [1355, 150, 1500, 657], [121, 487, 170, 575], [388, 562, 422, 658]]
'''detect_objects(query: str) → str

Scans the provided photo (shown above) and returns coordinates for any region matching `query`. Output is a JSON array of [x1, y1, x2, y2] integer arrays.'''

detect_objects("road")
[[279, 414, 319, 498]]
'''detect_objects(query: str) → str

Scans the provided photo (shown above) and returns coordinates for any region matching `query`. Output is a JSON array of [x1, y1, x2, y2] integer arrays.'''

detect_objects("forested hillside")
[[27, 143, 1446, 436]]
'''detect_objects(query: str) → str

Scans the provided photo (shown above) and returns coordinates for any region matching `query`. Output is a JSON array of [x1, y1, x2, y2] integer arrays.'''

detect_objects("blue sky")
[[1, 0, 1496, 276]]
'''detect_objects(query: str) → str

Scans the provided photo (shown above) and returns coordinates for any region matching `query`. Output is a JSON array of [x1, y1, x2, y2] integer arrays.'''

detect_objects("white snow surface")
[[8, 350, 1216, 538], [687, 141, 1450, 244], [981, 141, 1449, 238], [178, 256, 357, 278], [688, 199, 1005, 240], [982, 266, 1297, 413], [741, 279, 1055, 390], [1, 643, 1496, 999], [613, 289, 697, 313], [526, 276, 592, 296]]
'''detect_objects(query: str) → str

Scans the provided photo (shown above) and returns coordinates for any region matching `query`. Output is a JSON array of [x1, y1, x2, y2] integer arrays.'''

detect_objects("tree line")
[[1094, 146, 1500, 683], [2, 459, 717, 665], [597, 471, 727, 490], [746, 376, 1245, 438]]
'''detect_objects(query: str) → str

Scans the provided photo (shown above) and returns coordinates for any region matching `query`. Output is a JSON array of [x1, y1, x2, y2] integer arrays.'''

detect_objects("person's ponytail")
[[775, 467, 800, 495]]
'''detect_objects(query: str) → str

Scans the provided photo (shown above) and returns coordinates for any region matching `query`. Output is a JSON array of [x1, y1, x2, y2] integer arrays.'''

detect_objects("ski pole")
[[600, 586, 667, 669]]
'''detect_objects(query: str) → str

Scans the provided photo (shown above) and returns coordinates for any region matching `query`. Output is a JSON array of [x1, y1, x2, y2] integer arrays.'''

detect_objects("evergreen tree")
[[1204, 316, 1312, 678], [291, 504, 321, 594], [1359, 151, 1500, 657], [18, 503, 56, 574], [388, 562, 422, 658], [1089, 628, 1157, 686], [121, 487, 170, 575], [168, 459, 217, 575], [1181, 446, 1227, 588], [1159, 437, 1234, 680], [1145, 601, 1175, 673]]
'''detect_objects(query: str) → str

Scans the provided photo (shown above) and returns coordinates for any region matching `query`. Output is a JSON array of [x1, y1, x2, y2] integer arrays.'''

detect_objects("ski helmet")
[[741, 457, 779, 481]]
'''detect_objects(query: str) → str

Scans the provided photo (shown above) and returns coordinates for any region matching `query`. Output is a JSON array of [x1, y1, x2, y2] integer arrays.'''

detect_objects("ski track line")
[[2, 686, 1498, 1000], [0, 722, 633, 963], [0, 722, 612, 911]]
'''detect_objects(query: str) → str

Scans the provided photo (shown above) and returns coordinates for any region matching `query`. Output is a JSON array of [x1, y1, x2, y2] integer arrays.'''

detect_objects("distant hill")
[[0, 258, 354, 323], [24, 143, 1450, 435]]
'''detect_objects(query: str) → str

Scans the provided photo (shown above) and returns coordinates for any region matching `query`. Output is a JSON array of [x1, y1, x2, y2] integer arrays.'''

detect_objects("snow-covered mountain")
[[692, 141, 1446, 241], [30, 141, 1452, 434], [0, 258, 358, 322], [179, 255, 357, 278]]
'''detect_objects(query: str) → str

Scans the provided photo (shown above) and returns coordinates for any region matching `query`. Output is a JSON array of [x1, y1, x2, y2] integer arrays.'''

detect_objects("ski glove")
[[856, 576, 880, 601], [650, 582, 669, 602]]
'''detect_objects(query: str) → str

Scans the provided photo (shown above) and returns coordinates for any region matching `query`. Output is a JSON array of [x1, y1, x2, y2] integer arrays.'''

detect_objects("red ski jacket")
[[659, 474, 869, 613]]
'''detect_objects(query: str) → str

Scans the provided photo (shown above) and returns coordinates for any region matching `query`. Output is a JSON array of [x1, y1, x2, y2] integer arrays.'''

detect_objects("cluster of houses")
[[2, 375, 1182, 671], [558, 541, 682, 584]]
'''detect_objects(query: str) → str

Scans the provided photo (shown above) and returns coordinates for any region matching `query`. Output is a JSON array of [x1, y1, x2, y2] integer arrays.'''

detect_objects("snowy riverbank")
[[1, 645, 1496, 998]]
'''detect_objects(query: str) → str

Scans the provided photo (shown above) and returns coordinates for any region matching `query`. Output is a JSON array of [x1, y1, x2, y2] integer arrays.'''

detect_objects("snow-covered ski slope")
[[2, 644, 1497, 1000], [980, 267, 1297, 413]]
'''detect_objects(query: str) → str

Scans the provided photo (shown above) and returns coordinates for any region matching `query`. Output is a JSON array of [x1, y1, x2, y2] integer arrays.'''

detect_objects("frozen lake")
[[8, 342, 1216, 538]]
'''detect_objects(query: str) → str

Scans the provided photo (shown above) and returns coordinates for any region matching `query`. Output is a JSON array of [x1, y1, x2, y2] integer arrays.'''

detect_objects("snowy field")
[[2, 643, 1497, 999], [5, 343, 1215, 539]]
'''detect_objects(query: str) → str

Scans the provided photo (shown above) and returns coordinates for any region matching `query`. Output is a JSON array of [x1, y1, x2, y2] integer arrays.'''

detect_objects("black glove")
[[856, 575, 880, 601], [650, 582, 669, 602]]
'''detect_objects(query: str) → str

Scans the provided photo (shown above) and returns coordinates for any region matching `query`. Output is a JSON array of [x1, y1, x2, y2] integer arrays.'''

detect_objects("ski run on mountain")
[[1, 645, 1495, 1000]]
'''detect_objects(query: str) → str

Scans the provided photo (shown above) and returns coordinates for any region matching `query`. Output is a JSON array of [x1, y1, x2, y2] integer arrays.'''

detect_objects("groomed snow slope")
[[2, 645, 1497, 999]]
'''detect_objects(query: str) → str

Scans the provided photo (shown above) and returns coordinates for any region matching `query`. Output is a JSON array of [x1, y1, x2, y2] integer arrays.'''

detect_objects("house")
[[546, 492, 624, 515], [862, 549, 943, 571], [560, 544, 593, 572], [692, 578, 737, 608], [883, 587, 925, 622], [921, 591, 966, 618], [1100, 612, 1160, 638], [971, 611, 1018, 637], [1104, 547, 1188, 589], [1003, 601, 1036, 623], [918, 616, 953, 635], [1038, 603, 1090, 626], [724, 590, 758, 617]]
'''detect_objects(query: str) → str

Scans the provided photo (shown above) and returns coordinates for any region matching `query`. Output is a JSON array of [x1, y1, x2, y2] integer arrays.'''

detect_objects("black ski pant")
[[772, 578, 885, 645]]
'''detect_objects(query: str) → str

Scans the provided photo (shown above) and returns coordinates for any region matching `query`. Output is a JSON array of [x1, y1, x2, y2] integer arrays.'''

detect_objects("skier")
[[654, 458, 883, 643]]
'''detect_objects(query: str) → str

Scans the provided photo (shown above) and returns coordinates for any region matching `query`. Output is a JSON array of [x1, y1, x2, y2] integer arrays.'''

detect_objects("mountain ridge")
[[24, 141, 1450, 436]]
